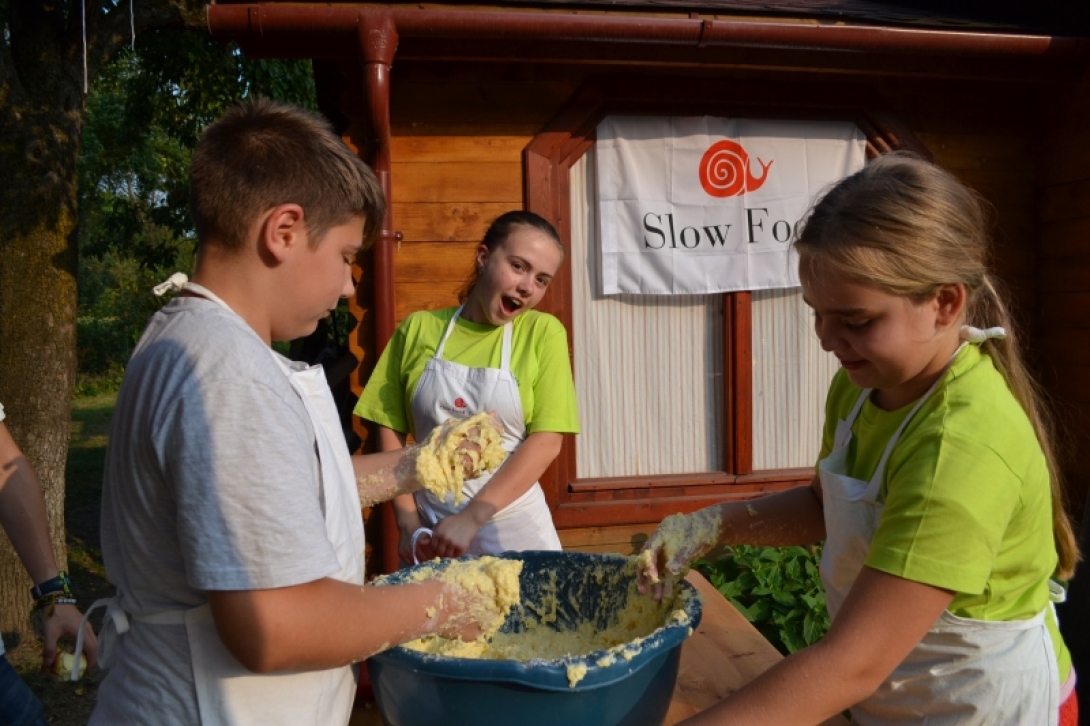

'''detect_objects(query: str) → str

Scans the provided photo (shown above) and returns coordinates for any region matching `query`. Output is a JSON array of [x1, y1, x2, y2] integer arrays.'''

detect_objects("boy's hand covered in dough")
[[427, 556, 523, 642], [636, 508, 722, 601]]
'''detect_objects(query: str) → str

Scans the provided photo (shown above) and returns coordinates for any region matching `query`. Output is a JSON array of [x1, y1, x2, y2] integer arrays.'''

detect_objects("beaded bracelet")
[[33, 592, 78, 616]]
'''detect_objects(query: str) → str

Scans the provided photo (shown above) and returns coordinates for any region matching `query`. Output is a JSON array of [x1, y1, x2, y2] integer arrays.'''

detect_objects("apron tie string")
[[153, 272, 190, 297], [72, 597, 130, 680], [960, 325, 1006, 344], [410, 527, 434, 565]]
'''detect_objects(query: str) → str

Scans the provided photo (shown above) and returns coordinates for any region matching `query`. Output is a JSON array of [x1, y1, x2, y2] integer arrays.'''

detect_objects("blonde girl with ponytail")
[[637, 152, 1079, 726]]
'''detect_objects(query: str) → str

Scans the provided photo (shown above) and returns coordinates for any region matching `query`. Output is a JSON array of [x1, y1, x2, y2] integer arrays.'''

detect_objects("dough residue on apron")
[[415, 412, 507, 505], [403, 556, 696, 687]]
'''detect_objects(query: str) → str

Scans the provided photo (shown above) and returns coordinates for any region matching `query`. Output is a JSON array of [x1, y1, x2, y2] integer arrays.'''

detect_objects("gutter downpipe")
[[208, 6, 1085, 60], [356, 12, 405, 576]]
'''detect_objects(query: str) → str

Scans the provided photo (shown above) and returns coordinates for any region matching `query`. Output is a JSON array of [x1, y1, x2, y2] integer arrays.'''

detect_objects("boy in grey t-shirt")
[[91, 99, 503, 726]]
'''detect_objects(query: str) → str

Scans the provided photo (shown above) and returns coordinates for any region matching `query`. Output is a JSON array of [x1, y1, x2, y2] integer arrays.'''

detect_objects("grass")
[[9, 389, 119, 724]]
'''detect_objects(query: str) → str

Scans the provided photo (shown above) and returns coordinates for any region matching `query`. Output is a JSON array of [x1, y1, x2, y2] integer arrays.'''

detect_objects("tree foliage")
[[0, 0, 315, 643], [76, 30, 317, 387]]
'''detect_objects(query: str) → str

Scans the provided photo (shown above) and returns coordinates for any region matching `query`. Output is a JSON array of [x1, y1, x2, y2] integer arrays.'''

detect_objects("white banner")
[[595, 116, 866, 295]]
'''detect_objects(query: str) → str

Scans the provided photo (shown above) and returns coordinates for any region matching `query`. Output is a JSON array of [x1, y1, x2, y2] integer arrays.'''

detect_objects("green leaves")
[[75, 30, 318, 386], [695, 544, 830, 655]]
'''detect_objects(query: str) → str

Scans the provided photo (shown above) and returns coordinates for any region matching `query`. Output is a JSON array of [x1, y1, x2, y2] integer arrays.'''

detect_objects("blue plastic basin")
[[367, 550, 702, 726]]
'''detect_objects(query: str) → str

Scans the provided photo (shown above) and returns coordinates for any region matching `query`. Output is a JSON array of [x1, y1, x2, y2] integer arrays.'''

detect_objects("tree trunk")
[[0, 0, 204, 650], [0, 62, 83, 648]]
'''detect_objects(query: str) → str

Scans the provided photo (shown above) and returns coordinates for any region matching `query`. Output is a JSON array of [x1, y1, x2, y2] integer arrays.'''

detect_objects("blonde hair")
[[795, 152, 1079, 579]]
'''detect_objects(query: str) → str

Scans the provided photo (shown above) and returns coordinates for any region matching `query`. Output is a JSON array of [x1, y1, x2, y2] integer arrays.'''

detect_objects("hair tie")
[[960, 325, 1006, 344]]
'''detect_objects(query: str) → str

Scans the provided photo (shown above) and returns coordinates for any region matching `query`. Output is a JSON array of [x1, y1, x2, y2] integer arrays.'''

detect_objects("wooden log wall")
[[1036, 76, 1090, 530], [389, 67, 576, 325]]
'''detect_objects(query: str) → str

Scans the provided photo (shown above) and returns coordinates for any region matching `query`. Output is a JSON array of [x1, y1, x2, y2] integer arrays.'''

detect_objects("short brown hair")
[[189, 97, 385, 252]]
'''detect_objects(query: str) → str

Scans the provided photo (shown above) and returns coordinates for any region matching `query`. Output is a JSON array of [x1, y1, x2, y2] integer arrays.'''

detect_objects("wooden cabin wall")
[[379, 63, 1042, 556], [1036, 76, 1090, 531], [880, 78, 1038, 320], [389, 66, 577, 326]]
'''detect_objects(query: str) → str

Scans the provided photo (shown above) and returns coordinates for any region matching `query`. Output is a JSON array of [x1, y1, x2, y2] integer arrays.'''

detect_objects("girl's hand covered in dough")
[[430, 509, 482, 559], [637, 507, 723, 601], [415, 413, 506, 503]]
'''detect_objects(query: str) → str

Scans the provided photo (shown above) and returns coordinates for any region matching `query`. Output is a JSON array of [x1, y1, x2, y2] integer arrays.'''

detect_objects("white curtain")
[[751, 289, 839, 470], [571, 152, 724, 478], [571, 150, 837, 478]]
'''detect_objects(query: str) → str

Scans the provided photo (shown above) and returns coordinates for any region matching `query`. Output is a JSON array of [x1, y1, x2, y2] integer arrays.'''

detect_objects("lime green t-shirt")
[[354, 307, 579, 438], [818, 344, 1070, 679]]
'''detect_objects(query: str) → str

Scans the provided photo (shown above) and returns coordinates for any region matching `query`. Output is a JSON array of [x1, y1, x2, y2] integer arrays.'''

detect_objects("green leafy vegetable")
[[695, 544, 830, 655]]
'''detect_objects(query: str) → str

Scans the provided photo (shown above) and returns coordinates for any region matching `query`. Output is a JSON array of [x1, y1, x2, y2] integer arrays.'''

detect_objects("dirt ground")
[[7, 392, 118, 724]]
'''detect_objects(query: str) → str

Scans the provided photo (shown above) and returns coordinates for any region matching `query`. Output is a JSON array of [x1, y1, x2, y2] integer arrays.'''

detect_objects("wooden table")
[[666, 572, 849, 725], [350, 571, 849, 726]]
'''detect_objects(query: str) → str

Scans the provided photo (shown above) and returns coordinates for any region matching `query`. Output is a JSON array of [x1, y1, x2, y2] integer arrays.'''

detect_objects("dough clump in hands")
[[637, 508, 722, 585], [411, 556, 523, 640], [415, 412, 507, 505]]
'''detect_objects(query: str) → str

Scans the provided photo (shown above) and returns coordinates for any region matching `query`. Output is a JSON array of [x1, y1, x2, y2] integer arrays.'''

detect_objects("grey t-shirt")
[[92, 298, 341, 725]]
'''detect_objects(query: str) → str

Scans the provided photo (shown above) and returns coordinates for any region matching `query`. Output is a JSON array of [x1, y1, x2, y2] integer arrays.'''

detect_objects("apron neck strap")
[[182, 281, 233, 312], [155, 274, 281, 365], [837, 388, 872, 448], [435, 304, 514, 371], [868, 342, 967, 486]]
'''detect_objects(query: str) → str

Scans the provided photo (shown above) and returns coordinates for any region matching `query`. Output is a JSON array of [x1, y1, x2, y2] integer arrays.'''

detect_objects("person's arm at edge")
[[677, 566, 953, 726], [0, 422, 98, 668], [640, 477, 826, 598], [429, 431, 562, 558], [208, 577, 473, 673], [720, 475, 826, 546]]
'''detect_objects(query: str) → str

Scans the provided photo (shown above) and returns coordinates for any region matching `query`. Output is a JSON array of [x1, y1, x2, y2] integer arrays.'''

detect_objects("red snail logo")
[[698, 140, 773, 198], [454, 397, 467, 410]]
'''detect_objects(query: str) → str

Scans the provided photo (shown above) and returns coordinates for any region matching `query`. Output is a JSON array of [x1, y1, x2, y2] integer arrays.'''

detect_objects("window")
[[524, 80, 928, 527]]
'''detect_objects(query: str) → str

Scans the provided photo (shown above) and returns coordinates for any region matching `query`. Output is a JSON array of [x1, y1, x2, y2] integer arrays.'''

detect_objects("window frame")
[[525, 76, 929, 528]]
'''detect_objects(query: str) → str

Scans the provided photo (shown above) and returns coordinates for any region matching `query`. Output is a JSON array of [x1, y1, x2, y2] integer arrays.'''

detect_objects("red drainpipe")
[[356, 13, 404, 575]]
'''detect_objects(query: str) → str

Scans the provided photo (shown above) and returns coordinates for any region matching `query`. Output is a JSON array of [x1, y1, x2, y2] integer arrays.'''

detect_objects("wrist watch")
[[31, 571, 73, 600]]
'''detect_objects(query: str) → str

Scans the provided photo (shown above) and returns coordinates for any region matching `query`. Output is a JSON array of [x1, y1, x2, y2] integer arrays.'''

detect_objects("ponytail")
[[796, 152, 1080, 579], [968, 275, 1080, 579]]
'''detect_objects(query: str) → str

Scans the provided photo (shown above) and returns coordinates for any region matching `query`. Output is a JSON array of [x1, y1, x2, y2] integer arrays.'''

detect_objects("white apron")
[[79, 280, 366, 726], [818, 351, 1059, 725], [409, 304, 560, 553]]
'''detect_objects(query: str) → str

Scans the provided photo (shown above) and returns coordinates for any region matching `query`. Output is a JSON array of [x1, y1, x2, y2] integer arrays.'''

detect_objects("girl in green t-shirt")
[[636, 153, 1079, 725], [356, 211, 579, 565]]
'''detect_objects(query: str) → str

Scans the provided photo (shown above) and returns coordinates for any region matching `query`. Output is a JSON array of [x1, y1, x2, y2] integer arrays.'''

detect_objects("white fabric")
[[817, 350, 1058, 724], [595, 116, 866, 295], [152, 271, 190, 297], [409, 304, 560, 553], [959, 325, 1007, 344], [91, 280, 363, 725], [410, 527, 434, 565]]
